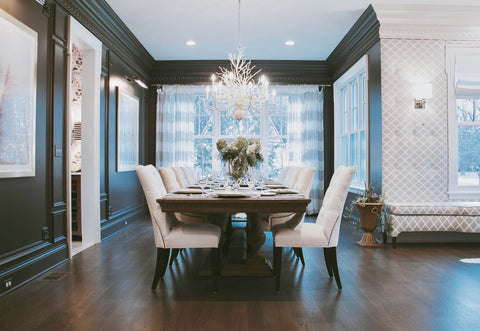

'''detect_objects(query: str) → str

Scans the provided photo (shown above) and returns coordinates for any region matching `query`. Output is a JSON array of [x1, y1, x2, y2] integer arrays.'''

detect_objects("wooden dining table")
[[156, 192, 311, 255]]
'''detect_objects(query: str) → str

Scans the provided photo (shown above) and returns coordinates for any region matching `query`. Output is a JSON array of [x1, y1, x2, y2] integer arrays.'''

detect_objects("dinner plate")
[[174, 188, 202, 194], [215, 191, 251, 198], [260, 191, 276, 196], [270, 189, 300, 194], [265, 184, 289, 189]]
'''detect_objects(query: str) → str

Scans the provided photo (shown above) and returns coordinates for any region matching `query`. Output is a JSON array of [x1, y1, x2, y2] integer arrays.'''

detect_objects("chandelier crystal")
[[205, 0, 276, 121]]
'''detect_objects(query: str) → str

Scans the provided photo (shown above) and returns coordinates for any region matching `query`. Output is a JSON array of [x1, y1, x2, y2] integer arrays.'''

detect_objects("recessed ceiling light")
[[186, 40, 196, 46], [285, 40, 295, 46]]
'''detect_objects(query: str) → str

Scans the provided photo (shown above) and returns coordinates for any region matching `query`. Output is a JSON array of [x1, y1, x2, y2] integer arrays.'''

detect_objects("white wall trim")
[[374, 4, 480, 40], [68, 16, 102, 247]]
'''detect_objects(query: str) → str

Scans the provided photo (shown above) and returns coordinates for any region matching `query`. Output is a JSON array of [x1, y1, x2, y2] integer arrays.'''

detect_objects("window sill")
[[448, 191, 480, 200]]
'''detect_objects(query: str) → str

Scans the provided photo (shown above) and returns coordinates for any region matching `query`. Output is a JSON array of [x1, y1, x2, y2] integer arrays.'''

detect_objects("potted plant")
[[349, 182, 390, 248]]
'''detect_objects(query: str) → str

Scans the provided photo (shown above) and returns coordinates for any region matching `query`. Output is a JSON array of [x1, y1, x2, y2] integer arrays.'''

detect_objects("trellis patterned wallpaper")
[[381, 38, 480, 203], [381, 39, 447, 202]]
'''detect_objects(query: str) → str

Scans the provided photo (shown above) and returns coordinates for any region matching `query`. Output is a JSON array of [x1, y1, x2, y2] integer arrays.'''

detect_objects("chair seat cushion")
[[273, 222, 330, 248], [164, 223, 220, 248]]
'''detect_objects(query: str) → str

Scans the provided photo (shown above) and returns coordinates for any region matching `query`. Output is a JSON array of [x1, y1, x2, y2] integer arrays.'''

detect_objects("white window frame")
[[446, 44, 480, 199], [193, 93, 281, 176], [334, 55, 369, 191]]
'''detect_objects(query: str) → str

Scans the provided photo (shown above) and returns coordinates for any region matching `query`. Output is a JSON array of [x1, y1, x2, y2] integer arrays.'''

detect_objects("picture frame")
[[116, 87, 139, 172], [0, 9, 37, 178]]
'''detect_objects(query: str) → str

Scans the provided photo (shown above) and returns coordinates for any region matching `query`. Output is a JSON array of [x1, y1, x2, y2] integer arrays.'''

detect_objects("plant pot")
[[355, 202, 383, 248]]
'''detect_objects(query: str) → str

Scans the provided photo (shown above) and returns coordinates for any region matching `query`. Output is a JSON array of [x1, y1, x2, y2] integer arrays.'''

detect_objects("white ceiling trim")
[[375, 4, 480, 40]]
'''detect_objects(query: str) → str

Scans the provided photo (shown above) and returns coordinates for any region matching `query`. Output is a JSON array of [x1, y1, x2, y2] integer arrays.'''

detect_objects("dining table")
[[156, 189, 311, 256]]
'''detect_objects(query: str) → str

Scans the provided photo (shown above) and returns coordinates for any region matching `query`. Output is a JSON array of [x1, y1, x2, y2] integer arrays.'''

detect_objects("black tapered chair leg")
[[211, 247, 220, 292], [293, 247, 305, 266], [169, 248, 180, 266], [152, 248, 171, 290], [274, 246, 283, 291], [323, 248, 333, 278], [329, 247, 342, 290]]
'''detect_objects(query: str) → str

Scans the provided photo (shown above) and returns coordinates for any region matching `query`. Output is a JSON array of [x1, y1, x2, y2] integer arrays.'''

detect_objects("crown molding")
[[151, 60, 330, 85], [374, 4, 480, 40], [327, 5, 380, 82], [54, 0, 155, 80]]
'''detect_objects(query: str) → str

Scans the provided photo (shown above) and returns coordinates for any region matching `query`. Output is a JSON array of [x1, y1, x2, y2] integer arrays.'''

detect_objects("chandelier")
[[205, 0, 276, 121]]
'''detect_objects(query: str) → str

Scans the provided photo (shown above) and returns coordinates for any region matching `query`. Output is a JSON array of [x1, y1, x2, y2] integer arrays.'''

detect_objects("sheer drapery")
[[156, 85, 203, 167], [282, 85, 324, 214]]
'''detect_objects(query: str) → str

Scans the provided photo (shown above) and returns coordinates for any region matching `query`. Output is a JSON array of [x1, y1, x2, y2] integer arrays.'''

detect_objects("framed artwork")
[[116, 87, 139, 172], [0, 9, 37, 178]]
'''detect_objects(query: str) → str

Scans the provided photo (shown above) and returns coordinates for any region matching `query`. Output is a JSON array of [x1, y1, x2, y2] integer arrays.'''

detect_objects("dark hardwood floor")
[[1, 216, 479, 330]]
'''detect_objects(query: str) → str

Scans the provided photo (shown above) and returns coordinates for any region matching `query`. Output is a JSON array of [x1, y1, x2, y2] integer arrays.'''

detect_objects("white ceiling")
[[105, 0, 479, 61]]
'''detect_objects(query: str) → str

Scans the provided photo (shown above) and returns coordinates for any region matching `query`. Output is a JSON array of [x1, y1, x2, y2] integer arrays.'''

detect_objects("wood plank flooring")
[[0, 216, 479, 330]]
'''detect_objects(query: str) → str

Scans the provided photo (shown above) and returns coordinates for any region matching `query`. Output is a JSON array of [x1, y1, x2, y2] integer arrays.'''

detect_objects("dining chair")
[[136, 165, 221, 291], [181, 166, 199, 185], [284, 167, 302, 188], [262, 167, 316, 231], [278, 167, 290, 183], [272, 165, 355, 291], [172, 167, 189, 188]]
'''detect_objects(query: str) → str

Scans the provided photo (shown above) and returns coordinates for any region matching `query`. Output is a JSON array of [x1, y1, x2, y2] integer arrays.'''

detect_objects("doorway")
[[67, 17, 102, 257]]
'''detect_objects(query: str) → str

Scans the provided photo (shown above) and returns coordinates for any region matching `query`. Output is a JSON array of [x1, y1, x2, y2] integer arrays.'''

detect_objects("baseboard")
[[0, 243, 68, 297], [101, 204, 147, 240]]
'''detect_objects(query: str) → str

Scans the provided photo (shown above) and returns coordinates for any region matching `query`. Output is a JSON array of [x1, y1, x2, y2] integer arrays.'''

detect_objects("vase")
[[355, 202, 383, 248]]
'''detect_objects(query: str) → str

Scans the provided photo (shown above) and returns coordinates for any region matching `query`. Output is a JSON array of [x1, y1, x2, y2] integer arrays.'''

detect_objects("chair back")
[[293, 167, 316, 196], [284, 167, 302, 187], [158, 167, 181, 193], [278, 167, 290, 182], [172, 167, 188, 188], [181, 166, 198, 185], [316, 166, 355, 247], [136, 165, 172, 248]]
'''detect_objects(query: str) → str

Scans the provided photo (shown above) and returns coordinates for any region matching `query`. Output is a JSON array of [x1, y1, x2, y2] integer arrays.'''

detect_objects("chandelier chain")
[[237, 0, 241, 48]]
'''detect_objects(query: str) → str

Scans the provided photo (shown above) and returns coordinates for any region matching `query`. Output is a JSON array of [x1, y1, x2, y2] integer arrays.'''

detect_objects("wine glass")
[[198, 178, 207, 196]]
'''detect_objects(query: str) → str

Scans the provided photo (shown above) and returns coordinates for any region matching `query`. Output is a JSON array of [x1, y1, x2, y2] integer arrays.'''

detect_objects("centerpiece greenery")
[[216, 137, 263, 180]]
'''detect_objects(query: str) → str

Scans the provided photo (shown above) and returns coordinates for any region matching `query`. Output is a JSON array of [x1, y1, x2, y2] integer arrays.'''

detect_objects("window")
[[334, 55, 368, 190], [193, 93, 288, 178], [446, 46, 480, 197]]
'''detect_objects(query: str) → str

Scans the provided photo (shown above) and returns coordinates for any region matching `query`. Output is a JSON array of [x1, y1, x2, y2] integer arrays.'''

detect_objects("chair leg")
[[152, 248, 170, 290], [293, 247, 305, 266], [323, 248, 333, 278], [169, 248, 180, 266], [274, 246, 283, 291], [211, 247, 220, 292], [327, 247, 342, 290]]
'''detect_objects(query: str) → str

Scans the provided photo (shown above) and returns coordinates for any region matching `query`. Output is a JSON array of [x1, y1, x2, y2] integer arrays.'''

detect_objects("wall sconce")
[[413, 83, 432, 109], [134, 78, 148, 89]]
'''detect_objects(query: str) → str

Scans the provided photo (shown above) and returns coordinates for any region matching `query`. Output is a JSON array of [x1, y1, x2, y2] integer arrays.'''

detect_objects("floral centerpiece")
[[216, 137, 263, 180]]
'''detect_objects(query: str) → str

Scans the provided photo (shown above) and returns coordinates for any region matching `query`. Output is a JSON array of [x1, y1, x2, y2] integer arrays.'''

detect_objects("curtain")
[[156, 85, 202, 167], [283, 85, 324, 214]]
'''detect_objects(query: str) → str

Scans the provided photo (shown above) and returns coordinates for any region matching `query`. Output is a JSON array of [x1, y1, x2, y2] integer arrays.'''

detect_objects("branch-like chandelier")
[[205, 0, 276, 121]]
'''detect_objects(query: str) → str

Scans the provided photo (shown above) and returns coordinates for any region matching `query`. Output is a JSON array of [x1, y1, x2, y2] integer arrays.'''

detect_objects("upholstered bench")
[[387, 201, 480, 248]]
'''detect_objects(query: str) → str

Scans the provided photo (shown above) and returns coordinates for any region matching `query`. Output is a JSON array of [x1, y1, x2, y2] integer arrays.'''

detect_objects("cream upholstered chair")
[[136, 165, 221, 291], [272, 166, 355, 291], [181, 166, 198, 185], [278, 167, 290, 183], [158, 167, 207, 224], [284, 167, 302, 188], [172, 167, 189, 188], [158, 167, 181, 193], [262, 167, 316, 231]]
